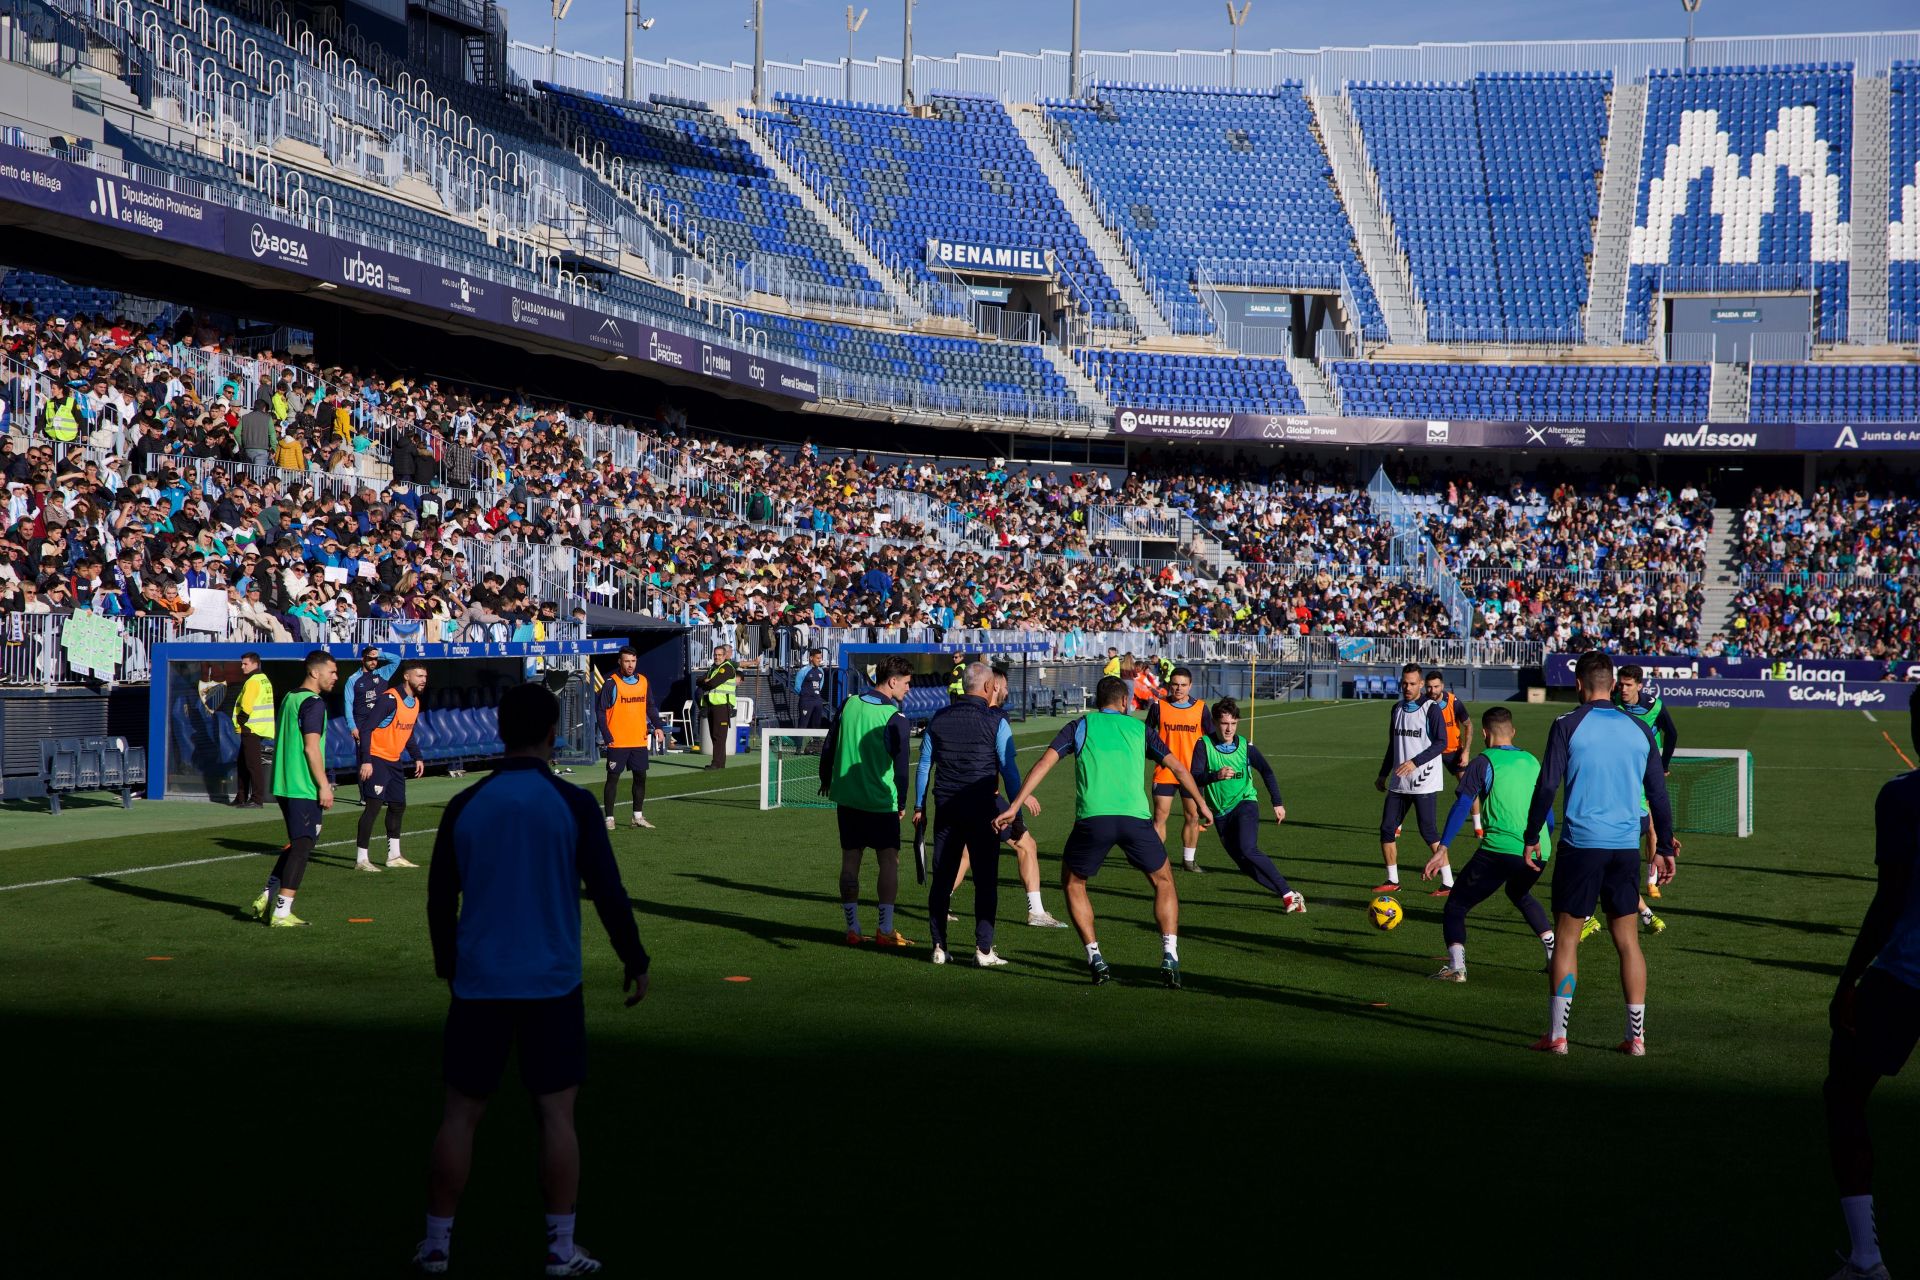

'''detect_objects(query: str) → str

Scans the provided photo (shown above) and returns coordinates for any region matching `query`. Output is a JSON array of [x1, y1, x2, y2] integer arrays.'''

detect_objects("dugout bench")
[[37, 736, 146, 815]]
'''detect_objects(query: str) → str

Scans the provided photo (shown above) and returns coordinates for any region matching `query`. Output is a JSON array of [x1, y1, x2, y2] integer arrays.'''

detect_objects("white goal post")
[[760, 728, 831, 810], [1668, 747, 1753, 839]]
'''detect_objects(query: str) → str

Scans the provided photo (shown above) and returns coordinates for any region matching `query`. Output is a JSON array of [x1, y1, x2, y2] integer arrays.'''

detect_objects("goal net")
[[1667, 748, 1753, 838], [760, 728, 831, 811]]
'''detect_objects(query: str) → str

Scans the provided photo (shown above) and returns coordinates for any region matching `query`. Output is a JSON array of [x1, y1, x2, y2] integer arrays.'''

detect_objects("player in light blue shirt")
[[1824, 683, 1920, 1280]]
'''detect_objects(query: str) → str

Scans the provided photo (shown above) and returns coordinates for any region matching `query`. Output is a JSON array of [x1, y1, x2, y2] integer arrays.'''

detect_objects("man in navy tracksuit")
[[1524, 651, 1677, 1057], [916, 661, 1026, 967], [418, 683, 651, 1277], [793, 648, 830, 729]]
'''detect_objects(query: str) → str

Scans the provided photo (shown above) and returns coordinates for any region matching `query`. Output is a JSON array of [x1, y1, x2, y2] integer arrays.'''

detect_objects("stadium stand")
[[540, 86, 886, 304], [1073, 349, 1305, 415], [1328, 361, 1710, 423], [1347, 73, 1609, 340], [1889, 61, 1920, 340], [1040, 84, 1386, 337], [1748, 364, 1920, 423], [745, 93, 1127, 327], [1627, 63, 1854, 342]]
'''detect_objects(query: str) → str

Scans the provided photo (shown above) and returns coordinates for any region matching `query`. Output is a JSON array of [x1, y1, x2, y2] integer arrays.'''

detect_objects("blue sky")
[[538, 0, 1918, 67]]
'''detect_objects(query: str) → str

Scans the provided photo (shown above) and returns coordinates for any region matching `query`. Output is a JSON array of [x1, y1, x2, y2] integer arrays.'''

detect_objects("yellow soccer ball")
[[1367, 895, 1403, 931]]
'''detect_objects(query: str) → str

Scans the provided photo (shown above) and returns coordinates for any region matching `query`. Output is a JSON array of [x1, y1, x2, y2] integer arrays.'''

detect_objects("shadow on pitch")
[[86, 874, 254, 921], [1680, 949, 1845, 979], [1682, 858, 1873, 884]]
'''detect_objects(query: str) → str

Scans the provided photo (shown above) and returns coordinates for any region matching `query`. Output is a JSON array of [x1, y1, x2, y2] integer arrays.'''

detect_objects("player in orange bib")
[[355, 658, 427, 871], [1131, 659, 1161, 711], [1425, 669, 1482, 839], [599, 646, 667, 832], [1147, 667, 1216, 874]]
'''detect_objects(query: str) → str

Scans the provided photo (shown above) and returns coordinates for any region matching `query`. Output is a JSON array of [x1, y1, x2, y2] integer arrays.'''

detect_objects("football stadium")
[[3, 0, 1920, 1272]]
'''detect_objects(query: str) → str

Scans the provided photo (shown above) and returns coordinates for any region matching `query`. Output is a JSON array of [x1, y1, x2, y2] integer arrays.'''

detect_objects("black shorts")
[[1062, 815, 1168, 879], [1443, 752, 1467, 777], [1000, 806, 1029, 844], [604, 746, 651, 773], [1551, 844, 1642, 921], [443, 984, 587, 1098], [1152, 781, 1181, 799], [1380, 790, 1440, 843], [1835, 968, 1920, 1078], [277, 795, 323, 843], [359, 759, 409, 805], [837, 804, 901, 851]]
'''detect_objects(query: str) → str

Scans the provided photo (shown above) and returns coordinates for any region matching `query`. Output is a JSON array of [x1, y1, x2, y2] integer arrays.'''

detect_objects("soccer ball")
[[1367, 895, 1403, 931]]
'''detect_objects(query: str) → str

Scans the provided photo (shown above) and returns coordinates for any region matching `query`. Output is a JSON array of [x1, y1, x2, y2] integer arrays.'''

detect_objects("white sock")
[[1439, 862, 1455, 888], [1540, 930, 1556, 957], [1085, 941, 1102, 960], [1626, 1002, 1646, 1043], [1549, 987, 1574, 1041], [1640, 905, 1655, 925], [273, 893, 293, 920], [1162, 934, 1179, 962], [354, 847, 370, 865], [1842, 1194, 1882, 1270], [1647, 866, 1658, 888], [424, 1214, 453, 1253], [545, 1212, 576, 1262], [1182, 846, 1197, 864], [1026, 891, 1045, 914], [1385, 865, 1400, 885], [1447, 942, 1465, 973], [387, 837, 402, 863], [878, 902, 895, 933], [1472, 807, 1484, 833], [841, 902, 860, 933]]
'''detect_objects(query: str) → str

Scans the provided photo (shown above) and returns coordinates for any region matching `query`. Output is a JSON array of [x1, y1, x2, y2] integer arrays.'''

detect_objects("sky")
[[529, 0, 1919, 69]]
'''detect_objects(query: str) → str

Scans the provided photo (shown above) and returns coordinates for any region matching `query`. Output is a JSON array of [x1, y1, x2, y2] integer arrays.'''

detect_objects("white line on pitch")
[[1864, 709, 1879, 723]]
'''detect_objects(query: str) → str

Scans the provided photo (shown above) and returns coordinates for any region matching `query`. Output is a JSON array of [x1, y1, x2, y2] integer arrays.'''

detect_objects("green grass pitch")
[[2, 698, 1914, 1277]]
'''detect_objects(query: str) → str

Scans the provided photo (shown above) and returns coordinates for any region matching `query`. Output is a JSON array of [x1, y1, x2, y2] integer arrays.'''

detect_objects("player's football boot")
[[1429, 966, 1466, 983], [411, 1242, 450, 1275], [1616, 1037, 1646, 1057], [1088, 955, 1113, 985], [842, 929, 865, 947], [269, 912, 310, 928], [1528, 1035, 1569, 1055], [930, 946, 948, 965], [872, 929, 915, 948], [1282, 891, 1307, 914], [545, 1244, 603, 1275], [1026, 910, 1070, 928], [1181, 861, 1205, 875], [354, 859, 383, 873], [1430, 887, 1452, 899], [1648, 882, 1662, 899], [386, 856, 419, 869], [631, 814, 654, 830], [976, 949, 1009, 968], [603, 816, 616, 832], [1646, 913, 1667, 935], [1372, 881, 1400, 895], [248, 892, 268, 920], [1827, 1256, 1893, 1280], [1160, 956, 1182, 989], [1579, 914, 1604, 942]]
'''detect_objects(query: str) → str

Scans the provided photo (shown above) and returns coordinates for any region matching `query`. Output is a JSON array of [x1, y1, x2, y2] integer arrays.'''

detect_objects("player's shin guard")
[[385, 803, 405, 840], [356, 801, 382, 849], [631, 773, 647, 814], [601, 772, 620, 815], [278, 837, 314, 890]]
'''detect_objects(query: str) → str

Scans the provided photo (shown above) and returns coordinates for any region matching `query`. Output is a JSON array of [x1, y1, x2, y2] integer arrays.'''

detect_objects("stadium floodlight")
[[548, 0, 574, 86], [1225, 2, 1252, 90], [845, 7, 868, 104], [622, 2, 656, 102], [751, 0, 767, 108], [902, 0, 917, 107], [1681, 0, 1701, 69], [1070, 0, 1083, 99]]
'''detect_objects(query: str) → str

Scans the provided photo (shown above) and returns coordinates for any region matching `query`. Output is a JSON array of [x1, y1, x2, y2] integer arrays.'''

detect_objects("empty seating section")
[[1, 268, 122, 316], [542, 86, 884, 301], [1748, 365, 1920, 423], [748, 94, 1124, 326], [745, 313, 1077, 417], [1072, 349, 1303, 414], [1329, 361, 1709, 422], [1042, 84, 1384, 337], [1475, 74, 1610, 337], [1891, 62, 1920, 339], [1628, 64, 1853, 342]]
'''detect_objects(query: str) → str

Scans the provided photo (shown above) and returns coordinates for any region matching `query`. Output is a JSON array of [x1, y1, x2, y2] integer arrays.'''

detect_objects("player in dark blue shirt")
[[792, 647, 830, 728], [1824, 683, 1920, 1280], [417, 683, 649, 1278]]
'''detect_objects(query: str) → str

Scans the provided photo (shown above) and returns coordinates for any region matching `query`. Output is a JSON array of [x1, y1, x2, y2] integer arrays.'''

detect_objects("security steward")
[[697, 642, 743, 771], [230, 650, 274, 808]]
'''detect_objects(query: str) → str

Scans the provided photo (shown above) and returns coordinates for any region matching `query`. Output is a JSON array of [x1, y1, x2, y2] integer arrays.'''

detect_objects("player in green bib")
[[246, 650, 339, 928], [819, 655, 915, 948], [1422, 707, 1557, 981], [995, 677, 1211, 987], [1186, 699, 1304, 913], [1615, 665, 1680, 902]]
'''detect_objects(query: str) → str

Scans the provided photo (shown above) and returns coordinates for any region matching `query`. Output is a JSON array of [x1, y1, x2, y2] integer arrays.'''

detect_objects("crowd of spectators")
[[1735, 482, 1920, 580]]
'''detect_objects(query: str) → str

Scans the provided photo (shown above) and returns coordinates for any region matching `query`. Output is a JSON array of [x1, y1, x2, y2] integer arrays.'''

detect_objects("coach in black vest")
[[916, 662, 1027, 965]]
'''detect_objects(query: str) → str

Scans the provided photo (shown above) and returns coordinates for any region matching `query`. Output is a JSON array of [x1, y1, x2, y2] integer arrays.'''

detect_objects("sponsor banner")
[[1795, 424, 1920, 452], [926, 237, 1052, 277], [420, 268, 503, 324], [1629, 423, 1797, 450], [226, 214, 324, 276], [967, 284, 1012, 304], [1637, 676, 1909, 712], [577, 309, 633, 357], [334, 241, 419, 300], [643, 324, 695, 371], [0, 142, 223, 249], [1544, 653, 1920, 686], [504, 287, 571, 336], [764, 357, 817, 400]]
